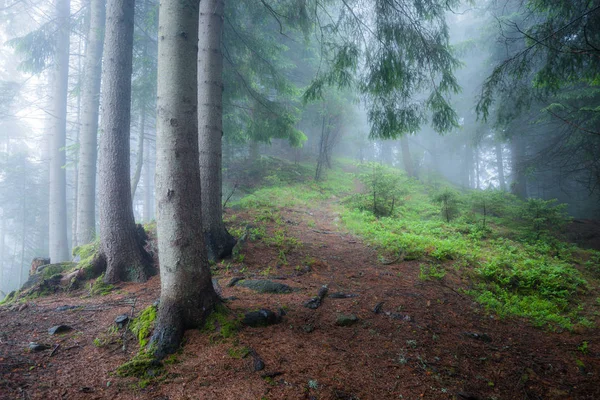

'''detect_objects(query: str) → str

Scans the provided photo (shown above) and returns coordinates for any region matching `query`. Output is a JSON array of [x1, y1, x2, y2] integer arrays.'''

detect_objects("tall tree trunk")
[[510, 135, 528, 199], [143, 139, 154, 222], [495, 141, 506, 191], [48, 0, 71, 263], [76, 0, 105, 246], [474, 145, 480, 189], [98, 0, 151, 283], [463, 144, 473, 189], [399, 136, 414, 177], [248, 140, 259, 161], [131, 107, 145, 199], [198, 0, 236, 261], [151, 0, 219, 358]]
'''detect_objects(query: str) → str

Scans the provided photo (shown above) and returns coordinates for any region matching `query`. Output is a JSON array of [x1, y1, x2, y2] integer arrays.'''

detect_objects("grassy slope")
[[227, 157, 600, 331]]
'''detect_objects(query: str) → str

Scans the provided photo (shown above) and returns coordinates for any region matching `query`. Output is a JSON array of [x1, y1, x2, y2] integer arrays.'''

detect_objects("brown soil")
[[1, 200, 599, 400]]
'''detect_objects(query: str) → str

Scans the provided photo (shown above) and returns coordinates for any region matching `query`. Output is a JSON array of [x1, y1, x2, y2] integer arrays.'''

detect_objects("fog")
[[1, 0, 599, 299]]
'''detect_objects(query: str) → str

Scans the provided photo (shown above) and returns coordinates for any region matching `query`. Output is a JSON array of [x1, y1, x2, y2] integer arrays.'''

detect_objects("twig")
[[222, 183, 238, 209], [380, 252, 405, 265], [122, 297, 137, 352], [49, 344, 60, 357]]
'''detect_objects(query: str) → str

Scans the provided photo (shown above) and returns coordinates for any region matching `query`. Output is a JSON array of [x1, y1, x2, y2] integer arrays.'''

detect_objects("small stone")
[[253, 357, 265, 371], [372, 302, 384, 314], [29, 342, 51, 352], [463, 332, 492, 343], [56, 305, 77, 312], [115, 315, 129, 328], [304, 297, 322, 309], [302, 324, 314, 333], [243, 309, 280, 327], [329, 292, 358, 299], [335, 314, 359, 326], [48, 325, 73, 335]]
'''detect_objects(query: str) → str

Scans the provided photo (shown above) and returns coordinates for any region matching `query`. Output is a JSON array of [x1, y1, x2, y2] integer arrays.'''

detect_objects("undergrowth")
[[231, 157, 597, 331]]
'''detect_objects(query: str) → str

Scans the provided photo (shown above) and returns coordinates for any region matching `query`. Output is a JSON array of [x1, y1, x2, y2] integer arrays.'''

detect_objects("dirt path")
[[1, 199, 599, 399]]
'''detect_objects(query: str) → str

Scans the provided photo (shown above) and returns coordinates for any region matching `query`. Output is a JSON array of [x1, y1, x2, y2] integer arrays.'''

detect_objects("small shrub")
[[432, 187, 461, 222]]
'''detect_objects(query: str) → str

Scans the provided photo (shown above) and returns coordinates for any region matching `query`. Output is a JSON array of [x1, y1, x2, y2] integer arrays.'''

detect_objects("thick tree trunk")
[[151, 0, 219, 358], [76, 0, 105, 246], [48, 0, 71, 263], [98, 0, 151, 283], [510, 135, 528, 199], [399, 136, 414, 177], [495, 141, 506, 191], [198, 0, 236, 261]]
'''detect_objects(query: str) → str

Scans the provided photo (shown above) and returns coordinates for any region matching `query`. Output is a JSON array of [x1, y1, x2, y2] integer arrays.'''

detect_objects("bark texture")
[[198, 0, 236, 261], [76, 0, 105, 246], [48, 0, 71, 263], [98, 0, 151, 283], [151, 0, 219, 359]]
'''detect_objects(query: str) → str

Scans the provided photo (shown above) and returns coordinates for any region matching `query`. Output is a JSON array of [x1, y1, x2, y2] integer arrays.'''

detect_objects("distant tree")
[[76, 0, 105, 246]]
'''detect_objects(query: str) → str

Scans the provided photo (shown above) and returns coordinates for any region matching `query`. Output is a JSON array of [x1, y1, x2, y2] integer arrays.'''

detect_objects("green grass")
[[230, 157, 597, 331]]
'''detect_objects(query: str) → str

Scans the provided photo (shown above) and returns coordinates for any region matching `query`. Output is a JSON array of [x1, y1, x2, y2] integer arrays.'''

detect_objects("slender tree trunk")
[[198, 0, 236, 261], [98, 0, 151, 283], [48, 0, 71, 263], [510, 135, 528, 199], [151, 0, 219, 358], [143, 140, 154, 222], [131, 107, 145, 199], [463, 144, 473, 189], [0, 210, 5, 294], [399, 136, 414, 177], [474, 145, 480, 189], [72, 34, 83, 249], [76, 0, 105, 246], [495, 141, 506, 191], [248, 140, 259, 161]]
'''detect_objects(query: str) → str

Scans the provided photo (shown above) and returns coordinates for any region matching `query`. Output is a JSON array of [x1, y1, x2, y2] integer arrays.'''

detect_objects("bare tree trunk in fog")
[[495, 141, 506, 191], [400, 136, 414, 177], [131, 108, 145, 199], [143, 141, 153, 222], [249, 140, 259, 162], [76, 0, 105, 246], [151, 0, 219, 359], [98, 0, 151, 283], [463, 144, 473, 188], [49, 0, 71, 263], [510, 136, 528, 199], [474, 146, 480, 189], [0, 211, 5, 291], [198, 0, 236, 261], [315, 112, 327, 181], [381, 141, 393, 165]]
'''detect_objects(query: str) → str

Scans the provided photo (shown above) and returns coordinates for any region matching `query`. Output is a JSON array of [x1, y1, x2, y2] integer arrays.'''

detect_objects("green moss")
[[41, 263, 74, 279], [73, 240, 101, 279], [116, 348, 163, 379], [0, 290, 17, 305], [201, 304, 240, 341], [90, 273, 114, 296], [130, 305, 157, 348], [227, 345, 250, 359]]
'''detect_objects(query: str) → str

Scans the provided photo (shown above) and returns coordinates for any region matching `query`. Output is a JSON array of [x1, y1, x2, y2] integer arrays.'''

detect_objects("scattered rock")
[[304, 285, 329, 309], [260, 371, 283, 379], [335, 314, 359, 326], [115, 315, 129, 328], [388, 312, 414, 322], [302, 324, 314, 333], [251, 351, 265, 371], [17, 303, 28, 312], [463, 332, 492, 343], [227, 277, 243, 287], [329, 292, 358, 299], [29, 342, 51, 352], [56, 305, 78, 312], [48, 325, 73, 335], [242, 309, 281, 327], [334, 390, 360, 400], [236, 279, 292, 294], [212, 278, 223, 297], [372, 302, 384, 314]]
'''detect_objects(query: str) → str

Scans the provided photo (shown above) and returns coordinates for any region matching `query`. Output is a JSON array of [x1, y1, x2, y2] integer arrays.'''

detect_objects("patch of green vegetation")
[[72, 239, 101, 279], [130, 305, 157, 348], [40, 263, 73, 279], [201, 304, 240, 341], [0, 290, 17, 305], [93, 325, 121, 348], [90, 273, 115, 296], [265, 228, 302, 265], [419, 263, 447, 280], [227, 345, 250, 359], [115, 347, 164, 389]]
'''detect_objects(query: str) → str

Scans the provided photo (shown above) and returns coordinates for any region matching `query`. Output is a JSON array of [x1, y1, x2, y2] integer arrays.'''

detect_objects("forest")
[[0, 0, 599, 399]]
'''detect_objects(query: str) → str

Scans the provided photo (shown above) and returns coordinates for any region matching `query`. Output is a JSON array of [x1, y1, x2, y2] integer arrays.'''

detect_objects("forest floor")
[[1, 197, 600, 399]]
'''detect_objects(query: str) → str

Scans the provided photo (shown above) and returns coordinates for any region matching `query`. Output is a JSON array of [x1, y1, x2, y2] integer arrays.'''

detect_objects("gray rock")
[[237, 279, 292, 294], [48, 325, 73, 335], [56, 305, 78, 312], [227, 277, 243, 287], [329, 292, 358, 299], [115, 315, 129, 328], [463, 332, 492, 343], [242, 309, 281, 327], [335, 314, 359, 326], [29, 342, 51, 352], [372, 302, 384, 314]]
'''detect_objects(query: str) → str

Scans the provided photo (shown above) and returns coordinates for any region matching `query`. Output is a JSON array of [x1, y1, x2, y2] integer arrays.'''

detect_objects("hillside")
[[1, 159, 599, 400]]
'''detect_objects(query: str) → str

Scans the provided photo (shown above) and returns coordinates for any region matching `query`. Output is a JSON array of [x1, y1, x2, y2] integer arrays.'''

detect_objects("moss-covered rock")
[[201, 304, 240, 340], [236, 279, 292, 294], [130, 305, 157, 347]]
